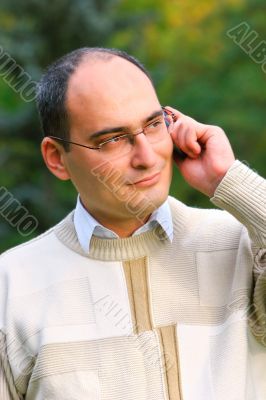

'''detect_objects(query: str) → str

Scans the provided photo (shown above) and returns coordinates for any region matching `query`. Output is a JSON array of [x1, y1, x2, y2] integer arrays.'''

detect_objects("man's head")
[[37, 48, 153, 151], [38, 47, 174, 236]]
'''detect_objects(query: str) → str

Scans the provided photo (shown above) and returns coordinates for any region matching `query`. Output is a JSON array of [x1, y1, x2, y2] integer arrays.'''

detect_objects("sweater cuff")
[[210, 160, 266, 247]]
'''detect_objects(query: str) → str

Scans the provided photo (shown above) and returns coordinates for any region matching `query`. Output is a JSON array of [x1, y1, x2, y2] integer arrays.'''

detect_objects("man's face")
[[62, 56, 174, 230]]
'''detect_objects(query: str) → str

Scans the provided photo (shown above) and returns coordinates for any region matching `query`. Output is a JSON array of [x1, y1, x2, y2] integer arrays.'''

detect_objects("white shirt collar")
[[74, 196, 173, 253]]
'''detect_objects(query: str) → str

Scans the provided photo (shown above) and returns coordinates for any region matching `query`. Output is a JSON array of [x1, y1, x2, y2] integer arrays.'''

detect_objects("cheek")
[[155, 134, 174, 160], [89, 159, 131, 200], [157, 138, 174, 176], [160, 139, 174, 179], [65, 154, 105, 195], [164, 136, 174, 157]]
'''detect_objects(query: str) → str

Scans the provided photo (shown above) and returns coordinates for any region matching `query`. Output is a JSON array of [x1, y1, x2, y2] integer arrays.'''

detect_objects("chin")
[[127, 185, 168, 222], [149, 186, 169, 208], [122, 163, 172, 220]]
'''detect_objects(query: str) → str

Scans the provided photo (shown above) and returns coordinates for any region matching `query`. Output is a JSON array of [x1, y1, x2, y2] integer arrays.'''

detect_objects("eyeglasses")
[[48, 106, 175, 160]]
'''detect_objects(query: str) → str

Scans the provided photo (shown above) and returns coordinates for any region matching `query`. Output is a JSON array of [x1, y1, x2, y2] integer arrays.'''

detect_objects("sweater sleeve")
[[210, 159, 266, 345], [0, 330, 23, 400], [0, 262, 24, 400]]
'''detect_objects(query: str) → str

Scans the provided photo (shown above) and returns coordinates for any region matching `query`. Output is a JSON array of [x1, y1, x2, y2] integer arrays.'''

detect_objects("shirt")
[[74, 196, 173, 253]]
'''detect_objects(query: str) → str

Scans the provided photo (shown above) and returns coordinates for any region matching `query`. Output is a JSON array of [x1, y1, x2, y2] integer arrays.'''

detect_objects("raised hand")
[[165, 106, 236, 197]]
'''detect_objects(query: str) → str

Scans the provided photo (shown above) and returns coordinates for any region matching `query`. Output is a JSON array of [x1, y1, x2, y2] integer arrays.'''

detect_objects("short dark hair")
[[36, 47, 153, 151]]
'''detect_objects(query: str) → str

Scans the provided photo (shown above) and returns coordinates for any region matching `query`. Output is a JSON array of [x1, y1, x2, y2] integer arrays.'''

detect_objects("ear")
[[41, 137, 70, 181]]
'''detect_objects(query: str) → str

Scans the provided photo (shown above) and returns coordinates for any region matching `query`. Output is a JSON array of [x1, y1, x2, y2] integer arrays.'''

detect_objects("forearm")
[[210, 160, 266, 248]]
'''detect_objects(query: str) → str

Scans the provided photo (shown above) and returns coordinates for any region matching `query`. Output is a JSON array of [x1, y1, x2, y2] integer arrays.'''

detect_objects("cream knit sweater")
[[0, 160, 265, 400]]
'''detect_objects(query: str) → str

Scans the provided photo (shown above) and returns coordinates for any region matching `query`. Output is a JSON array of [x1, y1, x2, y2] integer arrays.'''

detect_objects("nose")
[[130, 132, 157, 169]]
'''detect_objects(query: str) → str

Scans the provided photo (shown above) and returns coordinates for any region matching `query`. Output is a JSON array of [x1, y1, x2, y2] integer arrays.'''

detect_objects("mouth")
[[131, 172, 161, 187]]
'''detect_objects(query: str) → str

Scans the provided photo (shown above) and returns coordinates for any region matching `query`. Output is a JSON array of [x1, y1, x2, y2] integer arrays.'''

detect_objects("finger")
[[170, 120, 184, 149], [184, 126, 202, 156], [179, 125, 199, 158], [172, 119, 200, 158], [164, 106, 184, 120]]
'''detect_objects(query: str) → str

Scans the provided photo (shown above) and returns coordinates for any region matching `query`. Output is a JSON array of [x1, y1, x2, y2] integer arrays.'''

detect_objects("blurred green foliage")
[[0, 0, 265, 252]]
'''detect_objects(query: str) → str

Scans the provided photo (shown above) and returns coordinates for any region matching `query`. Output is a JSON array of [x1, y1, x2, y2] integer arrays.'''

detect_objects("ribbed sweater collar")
[[54, 196, 188, 261]]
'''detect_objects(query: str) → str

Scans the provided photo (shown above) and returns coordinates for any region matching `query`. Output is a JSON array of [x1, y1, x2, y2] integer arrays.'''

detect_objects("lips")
[[128, 172, 161, 188], [133, 172, 160, 184]]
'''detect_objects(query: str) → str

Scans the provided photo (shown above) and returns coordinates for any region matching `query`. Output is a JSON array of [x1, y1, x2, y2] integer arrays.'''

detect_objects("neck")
[[79, 197, 153, 238], [54, 196, 185, 262], [92, 212, 151, 238]]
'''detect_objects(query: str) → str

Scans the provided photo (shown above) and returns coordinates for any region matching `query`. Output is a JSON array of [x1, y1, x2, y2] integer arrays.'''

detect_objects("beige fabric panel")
[[157, 325, 183, 400], [122, 258, 182, 400], [123, 258, 152, 334]]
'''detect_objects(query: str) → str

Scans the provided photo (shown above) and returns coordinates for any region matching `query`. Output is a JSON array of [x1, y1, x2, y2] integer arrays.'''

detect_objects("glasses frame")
[[47, 106, 175, 151]]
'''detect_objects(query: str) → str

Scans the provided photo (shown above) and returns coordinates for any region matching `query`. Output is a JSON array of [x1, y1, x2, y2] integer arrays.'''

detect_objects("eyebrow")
[[88, 109, 164, 140]]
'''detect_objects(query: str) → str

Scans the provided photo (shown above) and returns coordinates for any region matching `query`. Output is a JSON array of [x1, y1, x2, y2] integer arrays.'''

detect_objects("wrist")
[[208, 159, 236, 197]]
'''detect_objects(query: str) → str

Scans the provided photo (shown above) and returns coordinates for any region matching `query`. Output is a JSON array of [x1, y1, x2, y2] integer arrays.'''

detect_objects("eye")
[[146, 118, 164, 130], [101, 134, 127, 147], [108, 136, 121, 143]]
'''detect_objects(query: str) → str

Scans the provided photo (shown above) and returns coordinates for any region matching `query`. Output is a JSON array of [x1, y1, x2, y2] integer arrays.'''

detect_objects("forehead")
[[66, 56, 160, 130]]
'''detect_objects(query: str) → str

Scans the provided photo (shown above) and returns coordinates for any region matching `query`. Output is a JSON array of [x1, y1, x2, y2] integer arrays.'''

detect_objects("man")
[[0, 47, 265, 399]]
